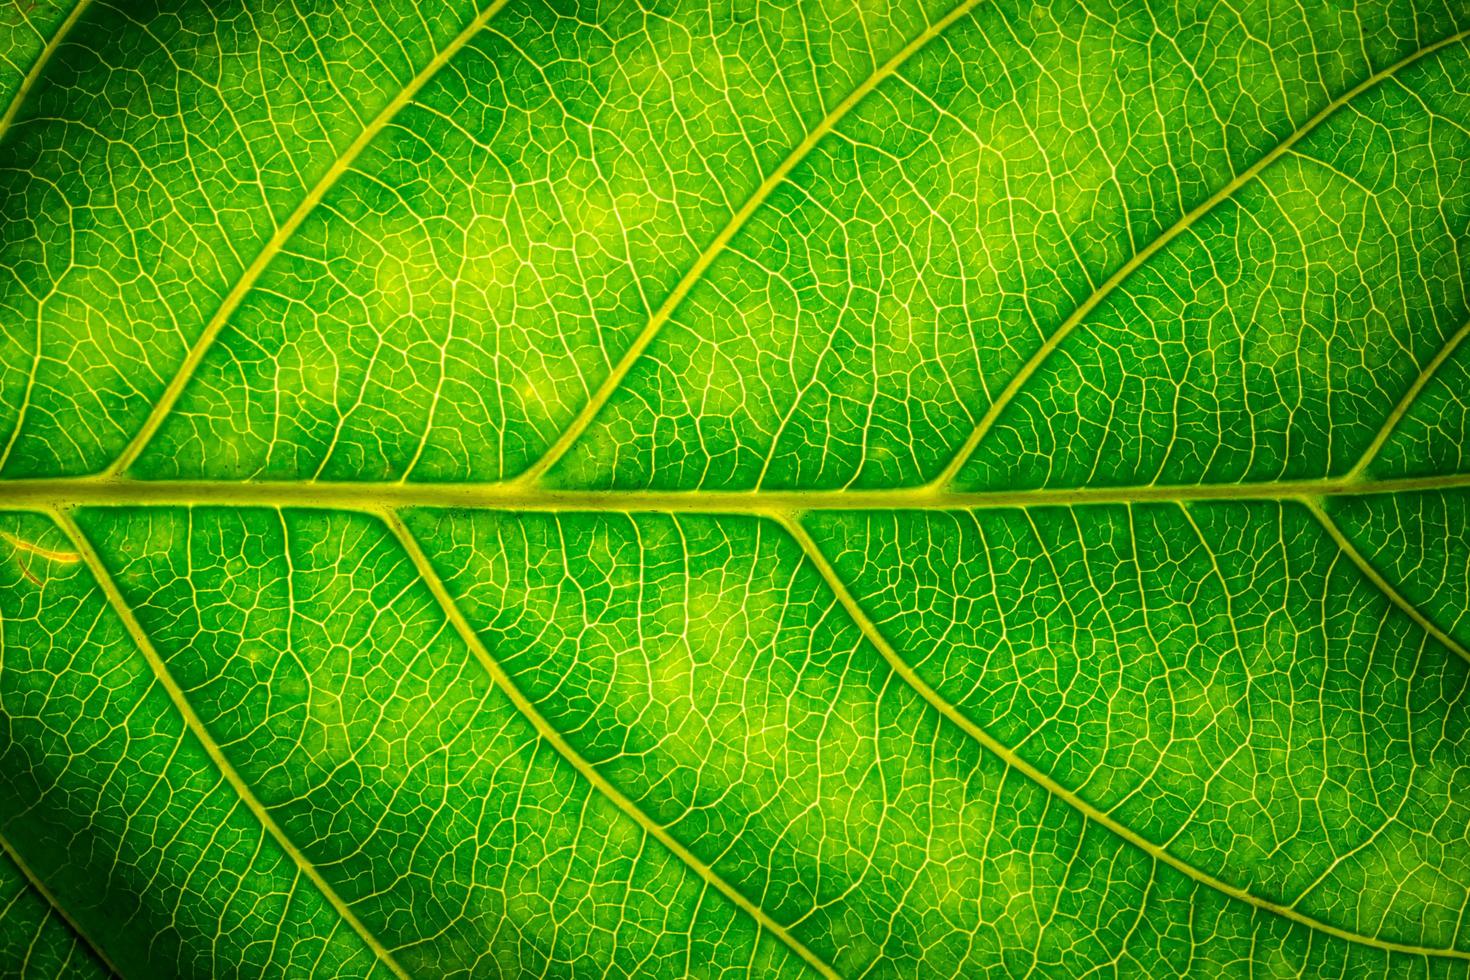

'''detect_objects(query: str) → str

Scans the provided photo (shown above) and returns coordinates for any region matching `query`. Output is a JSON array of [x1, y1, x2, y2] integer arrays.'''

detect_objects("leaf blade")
[[3, 0, 1470, 973]]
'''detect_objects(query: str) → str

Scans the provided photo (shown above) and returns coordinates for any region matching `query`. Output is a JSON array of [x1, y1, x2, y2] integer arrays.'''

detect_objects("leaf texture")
[[1, 0, 1469, 976]]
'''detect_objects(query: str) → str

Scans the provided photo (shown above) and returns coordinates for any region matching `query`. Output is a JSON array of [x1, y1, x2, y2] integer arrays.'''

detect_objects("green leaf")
[[1, 0, 1468, 976]]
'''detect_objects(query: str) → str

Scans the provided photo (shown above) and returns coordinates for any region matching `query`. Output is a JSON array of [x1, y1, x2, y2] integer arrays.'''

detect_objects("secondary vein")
[[0, 0, 93, 145], [1305, 499, 1470, 665], [50, 509, 413, 980], [380, 509, 840, 980], [929, 28, 1470, 491], [516, 0, 989, 486], [0, 827, 122, 977], [104, 0, 513, 478], [777, 511, 1470, 961], [1348, 314, 1470, 480]]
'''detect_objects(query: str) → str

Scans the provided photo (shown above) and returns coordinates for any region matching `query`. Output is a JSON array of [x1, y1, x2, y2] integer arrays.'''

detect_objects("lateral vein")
[[776, 511, 1470, 961], [379, 509, 839, 980], [1305, 499, 1470, 666], [930, 28, 1470, 490], [0, 0, 94, 144], [517, 0, 989, 485], [104, 0, 513, 477], [0, 827, 122, 977], [49, 509, 413, 980], [1348, 314, 1470, 480]]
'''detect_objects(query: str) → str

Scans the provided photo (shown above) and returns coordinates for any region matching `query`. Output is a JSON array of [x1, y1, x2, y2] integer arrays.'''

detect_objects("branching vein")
[[930, 29, 1470, 490], [0, 0, 93, 144], [0, 828, 120, 977], [104, 0, 513, 478], [776, 510, 1470, 961], [517, 0, 990, 485], [49, 509, 413, 980], [1348, 315, 1470, 480], [1304, 498, 1470, 665], [379, 509, 840, 980]]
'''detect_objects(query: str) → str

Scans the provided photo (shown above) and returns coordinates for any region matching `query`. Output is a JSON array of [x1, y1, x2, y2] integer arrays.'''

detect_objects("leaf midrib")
[[1, 470, 1466, 513]]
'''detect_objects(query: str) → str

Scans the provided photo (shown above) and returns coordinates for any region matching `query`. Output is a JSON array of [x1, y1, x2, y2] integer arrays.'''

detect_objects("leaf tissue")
[[1, 0, 1469, 976]]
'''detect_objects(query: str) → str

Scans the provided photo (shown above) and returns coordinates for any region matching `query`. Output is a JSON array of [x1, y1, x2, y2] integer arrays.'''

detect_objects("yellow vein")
[[1347, 315, 1470, 480], [1, 529, 78, 563], [1304, 498, 1470, 666], [0, 827, 122, 977], [105, 0, 512, 477], [49, 509, 413, 980], [517, 0, 988, 485], [777, 512, 1470, 961], [380, 510, 839, 980], [930, 29, 1470, 490], [0, 0, 94, 144], [3, 470, 1470, 513]]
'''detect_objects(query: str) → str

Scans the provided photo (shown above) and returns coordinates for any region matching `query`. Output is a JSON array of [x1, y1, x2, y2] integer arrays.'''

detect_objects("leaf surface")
[[1, 0, 1469, 976]]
